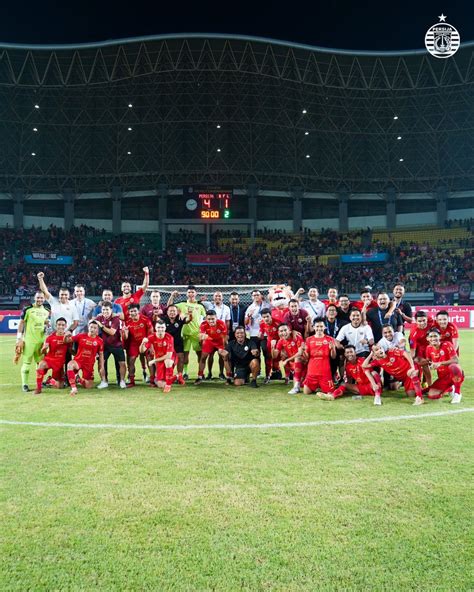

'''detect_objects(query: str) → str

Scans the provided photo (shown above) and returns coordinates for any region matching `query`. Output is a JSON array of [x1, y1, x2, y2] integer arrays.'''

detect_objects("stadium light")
[[304, 131, 309, 135], [34, 104, 39, 109], [217, 148, 222, 152], [399, 158, 404, 162], [127, 127, 133, 131], [393, 115, 399, 120], [127, 151, 132, 155], [216, 124, 221, 129], [31, 152, 36, 156], [397, 136, 402, 140], [128, 103, 133, 108], [302, 109, 307, 114], [33, 127, 38, 132], [306, 154, 311, 158]]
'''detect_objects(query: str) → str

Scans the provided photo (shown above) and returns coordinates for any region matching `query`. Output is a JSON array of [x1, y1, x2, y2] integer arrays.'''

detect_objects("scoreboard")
[[183, 187, 232, 219]]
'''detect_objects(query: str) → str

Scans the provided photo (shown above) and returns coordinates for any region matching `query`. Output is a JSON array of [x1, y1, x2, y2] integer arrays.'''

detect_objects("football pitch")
[[1, 332, 473, 591]]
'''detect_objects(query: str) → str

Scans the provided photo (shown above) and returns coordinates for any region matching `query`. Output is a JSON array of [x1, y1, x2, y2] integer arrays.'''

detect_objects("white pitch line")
[[0, 408, 472, 431]]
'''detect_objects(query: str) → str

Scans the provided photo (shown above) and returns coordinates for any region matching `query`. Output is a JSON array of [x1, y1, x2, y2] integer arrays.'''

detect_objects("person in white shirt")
[[37, 272, 79, 334], [300, 287, 326, 322], [377, 325, 406, 352], [202, 291, 231, 380], [245, 290, 265, 338], [335, 308, 374, 357], [71, 284, 96, 335]]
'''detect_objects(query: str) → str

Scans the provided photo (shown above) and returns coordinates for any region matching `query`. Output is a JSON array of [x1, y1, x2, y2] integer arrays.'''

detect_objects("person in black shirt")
[[324, 304, 347, 381], [162, 304, 192, 382], [226, 326, 260, 388], [366, 292, 403, 343], [228, 292, 246, 341], [336, 294, 352, 324], [392, 284, 413, 332]]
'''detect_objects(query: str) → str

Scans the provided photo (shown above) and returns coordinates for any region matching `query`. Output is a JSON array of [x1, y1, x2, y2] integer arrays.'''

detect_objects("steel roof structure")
[[0, 34, 473, 193]]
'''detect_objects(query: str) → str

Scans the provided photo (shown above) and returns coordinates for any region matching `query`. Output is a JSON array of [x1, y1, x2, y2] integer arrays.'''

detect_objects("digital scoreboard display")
[[184, 187, 233, 219]]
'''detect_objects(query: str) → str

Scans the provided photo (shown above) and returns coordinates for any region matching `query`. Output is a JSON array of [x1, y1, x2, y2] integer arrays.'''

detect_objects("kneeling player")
[[363, 344, 424, 405], [123, 304, 153, 387], [258, 308, 281, 383], [140, 321, 175, 393], [273, 324, 305, 394], [67, 321, 107, 396], [35, 317, 71, 394], [226, 327, 260, 387], [303, 318, 336, 397], [195, 311, 231, 384], [425, 328, 464, 404], [324, 345, 382, 405]]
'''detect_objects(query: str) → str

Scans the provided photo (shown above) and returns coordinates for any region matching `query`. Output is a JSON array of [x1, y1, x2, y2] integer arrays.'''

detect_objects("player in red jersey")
[[363, 344, 424, 405], [258, 308, 282, 383], [425, 328, 464, 404], [140, 320, 176, 393], [302, 318, 336, 397], [322, 345, 383, 405], [409, 311, 434, 386], [434, 310, 459, 352], [352, 287, 378, 319], [115, 266, 150, 321], [273, 323, 306, 394], [122, 304, 153, 387], [195, 310, 231, 384], [67, 321, 106, 396], [34, 318, 72, 394], [322, 287, 339, 308]]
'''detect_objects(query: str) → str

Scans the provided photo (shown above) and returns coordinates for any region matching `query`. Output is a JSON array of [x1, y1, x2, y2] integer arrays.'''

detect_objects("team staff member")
[[228, 292, 246, 341], [324, 304, 347, 380], [336, 294, 352, 324], [15, 291, 51, 392], [392, 284, 413, 330], [226, 326, 260, 388], [95, 302, 127, 389], [37, 272, 79, 333], [162, 304, 192, 385], [335, 309, 374, 358], [71, 284, 96, 335], [93, 290, 123, 318], [366, 292, 403, 343], [300, 287, 326, 323]]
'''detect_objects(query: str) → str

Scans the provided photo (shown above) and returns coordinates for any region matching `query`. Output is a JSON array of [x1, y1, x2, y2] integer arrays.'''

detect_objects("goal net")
[[139, 284, 275, 308]]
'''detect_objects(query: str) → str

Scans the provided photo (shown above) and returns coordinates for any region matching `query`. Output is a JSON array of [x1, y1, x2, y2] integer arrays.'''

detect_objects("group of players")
[[14, 268, 465, 405]]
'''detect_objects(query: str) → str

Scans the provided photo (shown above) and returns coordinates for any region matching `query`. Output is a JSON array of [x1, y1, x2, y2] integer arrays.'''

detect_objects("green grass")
[[0, 332, 473, 591]]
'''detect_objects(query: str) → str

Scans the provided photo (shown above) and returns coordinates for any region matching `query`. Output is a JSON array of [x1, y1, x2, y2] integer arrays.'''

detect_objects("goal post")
[[138, 285, 275, 308]]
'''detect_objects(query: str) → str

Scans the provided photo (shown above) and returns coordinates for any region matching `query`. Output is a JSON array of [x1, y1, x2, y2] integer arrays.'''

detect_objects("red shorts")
[[126, 341, 142, 358], [202, 340, 225, 355], [154, 360, 176, 381], [402, 375, 417, 394], [74, 359, 94, 381], [303, 374, 334, 393], [44, 357, 65, 381], [356, 382, 375, 396]]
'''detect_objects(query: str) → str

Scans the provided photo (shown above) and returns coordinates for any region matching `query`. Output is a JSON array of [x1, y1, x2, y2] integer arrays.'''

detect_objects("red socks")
[[331, 385, 346, 399], [36, 369, 45, 391], [294, 361, 303, 383], [411, 375, 422, 398], [449, 364, 464, 394], [165, 366, 174, 386], [67, 369, 77, 388]]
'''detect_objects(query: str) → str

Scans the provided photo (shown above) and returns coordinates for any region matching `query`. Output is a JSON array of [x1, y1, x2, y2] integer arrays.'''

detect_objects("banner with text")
[[340, 253, 389, 264], [24, 252, 74, 265]]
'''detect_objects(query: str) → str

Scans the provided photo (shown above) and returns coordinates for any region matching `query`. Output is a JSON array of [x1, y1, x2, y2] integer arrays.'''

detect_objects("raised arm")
[[141, 267, 150, 291], [37, 272, 52, 301]]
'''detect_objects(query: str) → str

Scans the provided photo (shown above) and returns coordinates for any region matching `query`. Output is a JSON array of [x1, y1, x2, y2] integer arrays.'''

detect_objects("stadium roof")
[[0, 34, 473, 194]]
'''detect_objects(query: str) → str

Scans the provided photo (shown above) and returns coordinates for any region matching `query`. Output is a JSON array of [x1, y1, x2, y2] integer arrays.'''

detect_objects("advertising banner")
[[24, 253, 74, 265], [340, 253, 389, 263]]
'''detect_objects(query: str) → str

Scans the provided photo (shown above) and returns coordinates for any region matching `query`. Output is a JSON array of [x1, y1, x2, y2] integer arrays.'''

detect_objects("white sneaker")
[[374, 395, 382, 406], [412, 396, 424, 406], [69, 387, 78, 397], [451, 393, 462, 404], [288, 386, 300, 395], [450, 385, 455, 397], [119, 380, 127, 389], [97, 381, 108, 390]]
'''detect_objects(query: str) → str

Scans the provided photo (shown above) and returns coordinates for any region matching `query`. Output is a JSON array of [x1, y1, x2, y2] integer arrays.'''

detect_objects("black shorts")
[[234, 365, 251, 380], [104, 346, 126, 363], [357, 351, 370, 359]]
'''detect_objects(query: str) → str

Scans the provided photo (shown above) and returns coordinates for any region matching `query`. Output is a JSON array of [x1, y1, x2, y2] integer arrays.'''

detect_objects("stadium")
[[1, 29, 473, 591]]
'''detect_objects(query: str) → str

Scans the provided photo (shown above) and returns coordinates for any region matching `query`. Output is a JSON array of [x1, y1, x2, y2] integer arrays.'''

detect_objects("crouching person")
[[226, 326, 260, 388]]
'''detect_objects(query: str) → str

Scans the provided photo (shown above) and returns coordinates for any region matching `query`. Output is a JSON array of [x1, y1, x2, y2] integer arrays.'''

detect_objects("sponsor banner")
[[186, 254, 230, 266], [0, 296, 20, 306], [458, 281, 472, 305], [0, 310, 22, 333], [340, 253, 389, 264], [407, 306, 474, 330], [24, 253, 74, 265]]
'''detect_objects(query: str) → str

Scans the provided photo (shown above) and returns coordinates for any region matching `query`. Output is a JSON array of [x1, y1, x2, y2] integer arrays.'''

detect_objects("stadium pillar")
[[292, 187, 303, 233], [247, 184, 258, 239], [436, 185, 448, 227], [158, 184, 168, 251], [63, 189, 75, 231], [338, 190, 349, 232], [111, 186, 122, 235], [12, 190, 24, 229], [385, 186, 397, 230]]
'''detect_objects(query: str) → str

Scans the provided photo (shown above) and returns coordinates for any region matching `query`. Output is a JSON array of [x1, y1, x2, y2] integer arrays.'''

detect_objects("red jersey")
[[426, 342, 457, 378], [305, 335, 333, 375], [115, 288, 145, 321], [44, 333, 69, 363], [271, 307, 289, 325], [275, 333, 303, 358], [322, 299, 340, 308], [409, 322, 434, 358], [434, 321, 459, 347], [200, 319, 227, 345], [72, 333, 104, 366], [352, 300, 377, 312], [259, 320, 280, 342], [371, 348, 411, 380], [126, 315, 153, 344], [146, 333, 175, 358], [140, 303, 167, 323], [345, 358, 372, 387]]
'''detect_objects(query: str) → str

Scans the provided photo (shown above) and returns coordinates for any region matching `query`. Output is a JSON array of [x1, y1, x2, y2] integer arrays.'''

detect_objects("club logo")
[[425, 14, 460, 58]]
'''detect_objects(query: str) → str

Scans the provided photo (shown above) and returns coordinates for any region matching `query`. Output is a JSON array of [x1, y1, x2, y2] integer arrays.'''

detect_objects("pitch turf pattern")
[[0, 334, 473, 590]]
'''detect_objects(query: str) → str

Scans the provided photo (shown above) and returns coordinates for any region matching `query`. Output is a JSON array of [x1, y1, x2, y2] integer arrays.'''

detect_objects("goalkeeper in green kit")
[[15, 291, 50, 392]]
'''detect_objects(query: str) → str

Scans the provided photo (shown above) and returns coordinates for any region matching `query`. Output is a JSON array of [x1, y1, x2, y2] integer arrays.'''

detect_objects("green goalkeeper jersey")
[[21, 305, 50, 342], [176, 301, 206, 336]]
